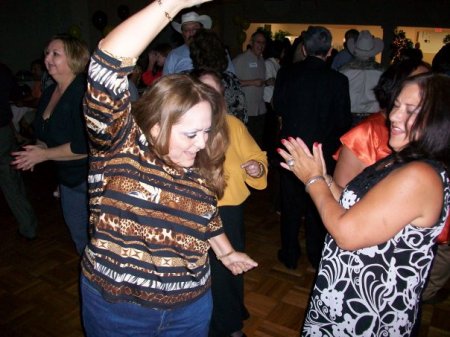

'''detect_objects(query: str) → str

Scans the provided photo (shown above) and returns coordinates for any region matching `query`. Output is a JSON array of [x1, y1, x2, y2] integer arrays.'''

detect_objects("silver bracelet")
[[304, 175, 326, 192]]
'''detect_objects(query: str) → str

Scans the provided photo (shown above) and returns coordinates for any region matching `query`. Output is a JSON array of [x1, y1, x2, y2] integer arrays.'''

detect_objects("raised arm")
[[101, 0, 212, 57], [86, 0, 212, 151], [278, 137, 444, 251], [311, 161, 443, 250]]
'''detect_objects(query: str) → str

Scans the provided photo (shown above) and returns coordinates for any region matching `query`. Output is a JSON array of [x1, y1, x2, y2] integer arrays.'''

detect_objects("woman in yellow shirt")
[[196, 70, 268, 337]]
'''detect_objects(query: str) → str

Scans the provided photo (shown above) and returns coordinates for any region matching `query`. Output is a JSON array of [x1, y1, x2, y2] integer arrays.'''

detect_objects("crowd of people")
[[1, 0, 449, 336]]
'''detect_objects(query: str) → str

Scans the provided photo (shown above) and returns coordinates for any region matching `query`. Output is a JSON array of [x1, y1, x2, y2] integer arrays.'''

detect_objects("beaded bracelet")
[[157, 0, 173, 21], [217, 250, 235, 261], [304, 175, 326, 192]]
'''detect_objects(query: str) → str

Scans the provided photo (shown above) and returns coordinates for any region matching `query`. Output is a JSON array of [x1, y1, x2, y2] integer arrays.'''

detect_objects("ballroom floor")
[[1, 163, 449, 337]]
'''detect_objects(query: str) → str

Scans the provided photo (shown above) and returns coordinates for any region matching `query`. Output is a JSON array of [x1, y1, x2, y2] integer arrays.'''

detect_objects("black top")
[[273, 56, 352, 171], [34, 74, 88, 187]]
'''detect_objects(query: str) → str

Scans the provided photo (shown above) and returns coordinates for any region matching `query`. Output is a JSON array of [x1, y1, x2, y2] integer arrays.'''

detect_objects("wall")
[[242, 23, 450, 64], [237, 0, 450, 28], [399, 26, 450, 64], [228, 0, 450, 64], [243, 23, 383, 50], [0, 0, 76, 73], [0, 0, 166, 73], [1, 0, 449, 73]]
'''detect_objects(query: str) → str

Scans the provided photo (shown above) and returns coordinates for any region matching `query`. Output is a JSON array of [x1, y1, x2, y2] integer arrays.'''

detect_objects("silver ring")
[[286, 158, 295, 167]]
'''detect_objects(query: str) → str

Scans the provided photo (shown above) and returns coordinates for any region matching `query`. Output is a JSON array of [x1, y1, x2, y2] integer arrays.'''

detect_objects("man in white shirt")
[[233, 31, 267, 147]]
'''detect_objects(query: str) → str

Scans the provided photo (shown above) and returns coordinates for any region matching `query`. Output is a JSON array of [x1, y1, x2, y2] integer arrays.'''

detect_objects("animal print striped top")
[[81, 48, 224, 309]]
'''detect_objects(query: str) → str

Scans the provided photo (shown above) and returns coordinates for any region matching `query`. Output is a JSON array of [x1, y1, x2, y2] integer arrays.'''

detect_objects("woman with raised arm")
[[193, 70, 268, 337], [80, 1, 257, 336], [278, 72, 450, 336]]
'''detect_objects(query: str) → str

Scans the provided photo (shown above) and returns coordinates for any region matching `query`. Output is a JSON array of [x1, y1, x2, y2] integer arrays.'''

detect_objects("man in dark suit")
[[273, 26, 352, 270]]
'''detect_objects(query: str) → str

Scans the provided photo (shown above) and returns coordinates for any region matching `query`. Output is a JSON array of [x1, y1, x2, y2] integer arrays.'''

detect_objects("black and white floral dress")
[[302, 156, 450, 337]]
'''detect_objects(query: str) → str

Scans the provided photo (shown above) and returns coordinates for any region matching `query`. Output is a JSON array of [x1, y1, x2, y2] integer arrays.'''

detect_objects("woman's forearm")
[[208, 233, 235, 258], [209, 232, 258, 274], [306, 180, 347, 240], [44, 143, 87, 161]]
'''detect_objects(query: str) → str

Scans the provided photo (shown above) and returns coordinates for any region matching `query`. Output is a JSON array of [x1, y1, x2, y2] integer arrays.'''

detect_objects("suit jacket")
[[273, 56, 352, 171]]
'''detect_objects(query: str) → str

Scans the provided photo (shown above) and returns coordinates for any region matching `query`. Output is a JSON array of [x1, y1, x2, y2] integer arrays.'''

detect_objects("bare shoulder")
[[388, 161, 444, 227], [393, 161, 443, 186], [385, 161, 444, 197]]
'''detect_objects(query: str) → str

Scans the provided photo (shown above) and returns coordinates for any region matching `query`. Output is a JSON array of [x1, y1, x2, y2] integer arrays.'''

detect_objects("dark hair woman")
[[279, 72, 450, 337]]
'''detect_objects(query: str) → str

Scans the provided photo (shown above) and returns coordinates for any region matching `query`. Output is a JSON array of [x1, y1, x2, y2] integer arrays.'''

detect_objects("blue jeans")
[[81, 276, 213, 337], [59, 182, 89, 255]]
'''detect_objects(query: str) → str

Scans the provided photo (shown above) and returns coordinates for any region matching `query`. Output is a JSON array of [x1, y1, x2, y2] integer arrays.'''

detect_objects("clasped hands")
[[11, 144, 47, 172], [241, 159, 263, 178], [277, 137, 327, 184]]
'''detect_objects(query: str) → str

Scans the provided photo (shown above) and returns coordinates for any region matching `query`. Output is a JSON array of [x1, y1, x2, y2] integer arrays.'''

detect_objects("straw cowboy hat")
[[171, 11, 212, 33], [347, 30, 384, 59]]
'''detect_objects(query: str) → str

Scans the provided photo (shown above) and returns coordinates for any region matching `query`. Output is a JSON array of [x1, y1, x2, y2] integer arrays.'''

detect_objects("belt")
[[352, 112, 372, 118]]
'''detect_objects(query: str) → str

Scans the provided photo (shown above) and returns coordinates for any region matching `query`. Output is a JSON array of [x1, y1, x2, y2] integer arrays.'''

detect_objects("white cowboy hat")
[[171, 11, 212, 33], [347, 30, 384, 59]]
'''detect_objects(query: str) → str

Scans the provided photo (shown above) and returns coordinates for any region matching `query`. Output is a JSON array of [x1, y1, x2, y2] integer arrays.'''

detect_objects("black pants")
[[246, 114, 266, 150], [263, 102, 281, 163], [208, 204, 249, 337], [279, 169, 327, 269]]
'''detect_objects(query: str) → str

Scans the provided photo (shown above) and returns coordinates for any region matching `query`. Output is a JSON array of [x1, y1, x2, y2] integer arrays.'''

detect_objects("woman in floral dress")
[[278, 72, 450, 337]]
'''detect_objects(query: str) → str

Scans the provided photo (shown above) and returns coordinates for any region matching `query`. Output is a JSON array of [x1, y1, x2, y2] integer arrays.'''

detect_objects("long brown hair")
[[391, 73, 450, 169], [132, 74, 229, 197]]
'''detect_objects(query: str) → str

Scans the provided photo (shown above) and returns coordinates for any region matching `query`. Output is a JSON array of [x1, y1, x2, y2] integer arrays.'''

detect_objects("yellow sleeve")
[[219, 115, 268, 206]]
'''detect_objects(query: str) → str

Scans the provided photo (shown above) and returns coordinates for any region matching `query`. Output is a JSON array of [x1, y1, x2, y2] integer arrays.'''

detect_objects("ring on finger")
[[286, 158, 295, 167]]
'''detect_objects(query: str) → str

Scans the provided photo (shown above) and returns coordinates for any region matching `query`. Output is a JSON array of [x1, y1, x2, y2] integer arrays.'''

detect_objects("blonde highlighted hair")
[[46, 34, 90, 74]]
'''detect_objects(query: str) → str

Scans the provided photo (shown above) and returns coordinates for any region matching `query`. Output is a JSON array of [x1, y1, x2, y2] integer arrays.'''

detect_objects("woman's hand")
[[209, 234, 257, 275], [278, 137, 325, 184], [11, 144, 48, 171], [241, 160, 264, 178], [220, 252, 258, 275]]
